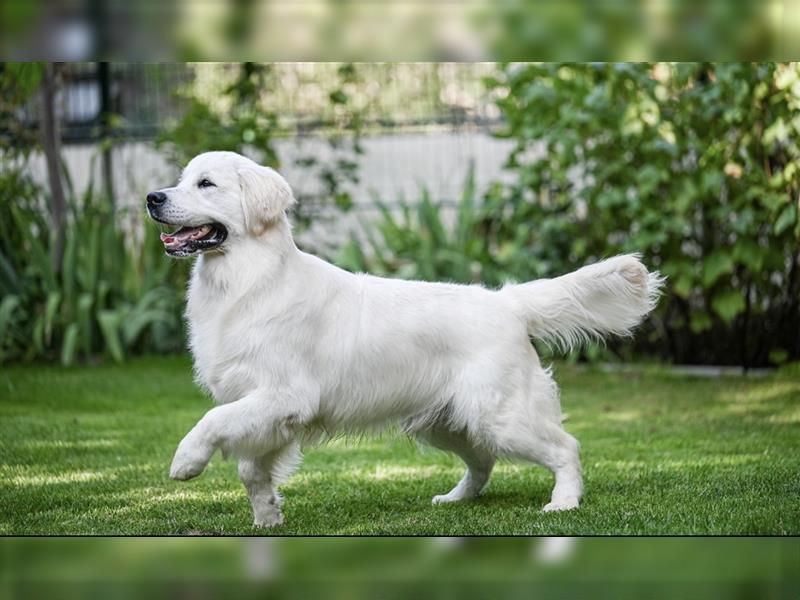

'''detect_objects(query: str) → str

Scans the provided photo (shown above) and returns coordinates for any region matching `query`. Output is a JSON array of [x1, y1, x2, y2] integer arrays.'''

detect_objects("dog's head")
[[146, 151, 295, 257]]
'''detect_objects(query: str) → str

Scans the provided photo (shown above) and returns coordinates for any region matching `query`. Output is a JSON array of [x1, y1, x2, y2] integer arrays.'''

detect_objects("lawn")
[[0, 356, 798, 535]]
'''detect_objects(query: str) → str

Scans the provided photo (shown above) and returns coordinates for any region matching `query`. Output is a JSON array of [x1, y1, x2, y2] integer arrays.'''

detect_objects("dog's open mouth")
[[159, 224, 228, 257]]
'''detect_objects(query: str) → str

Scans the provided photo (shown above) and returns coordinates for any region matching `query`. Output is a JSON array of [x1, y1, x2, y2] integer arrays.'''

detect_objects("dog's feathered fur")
[[150, 151, 664, 527]]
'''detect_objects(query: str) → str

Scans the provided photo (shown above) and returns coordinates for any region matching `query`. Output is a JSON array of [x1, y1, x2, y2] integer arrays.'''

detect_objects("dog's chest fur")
[[186, 267, 260, 405]]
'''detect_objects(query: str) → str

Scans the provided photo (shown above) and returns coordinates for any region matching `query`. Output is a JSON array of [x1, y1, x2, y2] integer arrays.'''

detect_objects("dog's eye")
[[198, 179, 215, 189]]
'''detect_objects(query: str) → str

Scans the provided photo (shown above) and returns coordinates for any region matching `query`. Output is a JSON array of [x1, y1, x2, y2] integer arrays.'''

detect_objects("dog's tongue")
[[160, 225, 211, 247]]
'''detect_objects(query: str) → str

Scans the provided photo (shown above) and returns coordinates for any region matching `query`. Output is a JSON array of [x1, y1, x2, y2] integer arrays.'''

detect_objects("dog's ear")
[[237, 164, 295, 235]]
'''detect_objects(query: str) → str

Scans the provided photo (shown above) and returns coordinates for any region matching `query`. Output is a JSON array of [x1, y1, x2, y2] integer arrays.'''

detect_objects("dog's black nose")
[[147, 191, 167, 206]]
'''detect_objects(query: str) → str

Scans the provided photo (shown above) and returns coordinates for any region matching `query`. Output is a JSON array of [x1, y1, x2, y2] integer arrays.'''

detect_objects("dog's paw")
[[541, 497, 580, 512], [169, 442, 214, 481], [253, 508, 284, 528], [432, 492, 473, 505]]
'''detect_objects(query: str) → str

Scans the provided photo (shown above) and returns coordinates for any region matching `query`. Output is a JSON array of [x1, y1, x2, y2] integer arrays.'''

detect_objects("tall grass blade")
[[97, 310, 125, 363], [60, 323, 79, 366]]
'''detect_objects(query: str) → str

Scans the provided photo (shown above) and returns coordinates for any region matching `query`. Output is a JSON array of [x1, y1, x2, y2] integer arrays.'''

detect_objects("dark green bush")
[[483, 62, 799, 366], [0, 63, 187, 365], [0, 174, 188, 365]]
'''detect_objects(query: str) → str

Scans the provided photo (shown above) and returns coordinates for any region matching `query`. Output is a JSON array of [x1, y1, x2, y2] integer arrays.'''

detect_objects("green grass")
[[0, 356, 798, 535], [0, 538, 796, 598]]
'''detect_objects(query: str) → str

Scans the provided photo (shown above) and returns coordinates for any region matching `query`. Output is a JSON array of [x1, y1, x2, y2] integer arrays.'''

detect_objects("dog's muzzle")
[[145, 192, 228, 258]]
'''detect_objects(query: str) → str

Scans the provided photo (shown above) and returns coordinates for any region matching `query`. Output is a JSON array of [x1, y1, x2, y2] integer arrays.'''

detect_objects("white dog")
[[147, 151, 663, 528]]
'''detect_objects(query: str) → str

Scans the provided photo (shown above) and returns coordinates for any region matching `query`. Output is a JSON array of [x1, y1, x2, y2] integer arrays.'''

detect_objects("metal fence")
[[40, 63, 192, 142], [34, 63, 503, 143], [17, 63, 515, 256]]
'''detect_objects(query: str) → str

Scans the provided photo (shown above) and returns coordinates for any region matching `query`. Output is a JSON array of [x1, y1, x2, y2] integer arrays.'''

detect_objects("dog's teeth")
[[191, 226, 211, 239]]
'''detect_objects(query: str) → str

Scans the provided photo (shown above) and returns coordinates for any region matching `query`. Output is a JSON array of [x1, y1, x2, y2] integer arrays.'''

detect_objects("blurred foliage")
[[0, 62, 42, 154], [338, 166, 490, 283], [157, 62, 364, 227], [0, 180, 188, 365], [6, 0, 800, 62], [483, 62, 800, 366], [480, 1, 787, 61], [166, 63, 496, 131], [0, 63, 187, 365]]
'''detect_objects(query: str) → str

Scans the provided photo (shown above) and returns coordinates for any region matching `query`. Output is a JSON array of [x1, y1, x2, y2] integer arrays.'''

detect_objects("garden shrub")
[[484, 63, 800, 366], [0, 64, 187, 365], [0, 181, 189, 365]]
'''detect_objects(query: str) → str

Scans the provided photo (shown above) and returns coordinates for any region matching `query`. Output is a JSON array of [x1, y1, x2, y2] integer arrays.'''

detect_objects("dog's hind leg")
[[485, 365, 583, 512], [495, 413, 583, 512], [418, 427, 496, 505], [238, 442, 302, 528], [529, 424, 582, 512]]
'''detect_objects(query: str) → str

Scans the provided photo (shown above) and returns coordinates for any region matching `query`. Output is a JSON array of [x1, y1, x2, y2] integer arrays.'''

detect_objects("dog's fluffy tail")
[[501, 254, 665, 351]]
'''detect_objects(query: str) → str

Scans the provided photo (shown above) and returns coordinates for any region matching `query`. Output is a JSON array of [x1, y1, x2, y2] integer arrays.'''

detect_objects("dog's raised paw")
[[169, 458, 206, 481], [169, 444, 213, 481]]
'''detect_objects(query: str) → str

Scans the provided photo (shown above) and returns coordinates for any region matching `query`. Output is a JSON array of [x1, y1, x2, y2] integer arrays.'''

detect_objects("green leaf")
[[456, 164, 476, 247], [0, 251, 20, 296], [732, 240, 765, 272], [43, 291, 61, 344], [690, 312, 713, 333], [672, 274, 694, 298], [77, 293, 94, 356], [97, 310, 125, 364], [32, 316, 45, 356], [702, 251, 734, 288], [334, 193, 353, 211], [0, 295, 21, 361], [711, 290, 746, 323], [329, 90, 348, 104], [774, 202, 797, 235], [763, 117, 789, 145], [417, 190, 448, 249], [122, 299, 176, 348], [61, 323, 79, 366], [768, 348, 789, 365], [336, 238, 367, 273]]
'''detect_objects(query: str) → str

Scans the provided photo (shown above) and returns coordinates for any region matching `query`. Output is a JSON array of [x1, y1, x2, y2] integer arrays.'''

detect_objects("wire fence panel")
[[17, 63, 193, 142], [24, 63, 503, 142], [18, 63, 514, 253]]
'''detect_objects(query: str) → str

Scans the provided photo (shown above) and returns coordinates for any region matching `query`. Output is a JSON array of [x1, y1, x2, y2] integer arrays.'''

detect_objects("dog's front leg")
[[169, 386, 315, 482], [238, 442, 301, 528], [238, 453, 284, 527]]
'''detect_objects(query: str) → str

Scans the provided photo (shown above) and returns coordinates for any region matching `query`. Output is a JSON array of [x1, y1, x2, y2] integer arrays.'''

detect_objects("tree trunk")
[[98, 61, 115, 210], [40, 62, 67, 274]]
